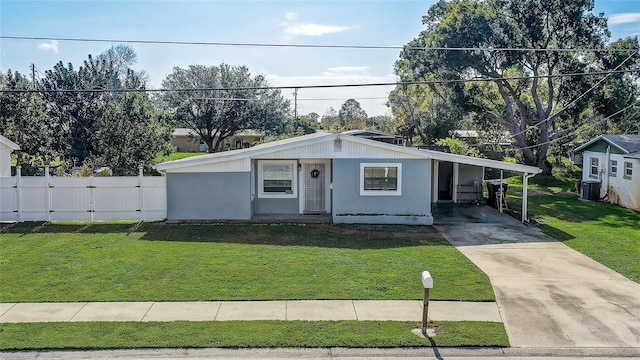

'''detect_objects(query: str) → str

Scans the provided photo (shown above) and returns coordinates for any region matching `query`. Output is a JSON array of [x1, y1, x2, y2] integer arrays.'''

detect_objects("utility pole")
[[294, 88, 298, 121], [31, 64, 36, 85]]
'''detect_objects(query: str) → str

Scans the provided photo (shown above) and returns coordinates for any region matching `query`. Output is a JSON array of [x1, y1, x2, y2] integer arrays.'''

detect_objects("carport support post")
[[421, 271, 433, 335]]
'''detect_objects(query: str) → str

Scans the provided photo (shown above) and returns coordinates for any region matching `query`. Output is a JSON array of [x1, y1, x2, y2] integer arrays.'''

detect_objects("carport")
[[424, 151, 543, 223]]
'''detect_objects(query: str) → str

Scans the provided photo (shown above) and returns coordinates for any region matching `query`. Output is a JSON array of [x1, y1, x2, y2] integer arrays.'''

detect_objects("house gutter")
[[521, 172, 536, 223]]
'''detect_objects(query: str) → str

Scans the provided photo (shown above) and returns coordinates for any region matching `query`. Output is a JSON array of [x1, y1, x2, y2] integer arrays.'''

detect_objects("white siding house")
[[573, 134, 640, 211], [0, 135, 20, 177]]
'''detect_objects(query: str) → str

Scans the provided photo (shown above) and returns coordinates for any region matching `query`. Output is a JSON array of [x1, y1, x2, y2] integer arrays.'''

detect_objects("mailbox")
[[422, 271, 433, 289]]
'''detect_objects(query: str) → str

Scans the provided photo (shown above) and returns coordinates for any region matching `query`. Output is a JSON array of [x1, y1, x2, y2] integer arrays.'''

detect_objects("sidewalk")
[[0, 300, 501, 323]]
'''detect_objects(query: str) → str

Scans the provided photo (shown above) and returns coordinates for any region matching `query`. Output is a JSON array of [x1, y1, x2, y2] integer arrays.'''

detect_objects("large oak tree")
[[160, 64, 290, 153], [396, 0, 639, 173]]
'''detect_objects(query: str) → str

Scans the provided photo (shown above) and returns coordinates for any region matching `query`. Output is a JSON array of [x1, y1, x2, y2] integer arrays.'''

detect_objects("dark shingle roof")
[[602, 134, 640, 154]]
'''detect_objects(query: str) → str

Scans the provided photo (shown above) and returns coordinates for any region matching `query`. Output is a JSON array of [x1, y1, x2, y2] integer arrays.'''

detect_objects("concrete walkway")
[[0, 300, 501, 323], [434, 205, 640, 348]]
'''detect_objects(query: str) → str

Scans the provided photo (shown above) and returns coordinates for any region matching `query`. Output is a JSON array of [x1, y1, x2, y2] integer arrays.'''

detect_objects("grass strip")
[[0, 321, 508, 350], [0, 223, 494, 302]]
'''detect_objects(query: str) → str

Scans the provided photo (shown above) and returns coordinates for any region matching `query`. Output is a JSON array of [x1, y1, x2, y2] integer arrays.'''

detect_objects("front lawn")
[[0, 223, 494, 302], [0, 321, 508, 350], [506, 175, 640, 283]]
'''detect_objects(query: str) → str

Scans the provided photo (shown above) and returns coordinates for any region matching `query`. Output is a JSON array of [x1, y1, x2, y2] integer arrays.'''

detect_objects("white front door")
[[302, 162, 329, 213]]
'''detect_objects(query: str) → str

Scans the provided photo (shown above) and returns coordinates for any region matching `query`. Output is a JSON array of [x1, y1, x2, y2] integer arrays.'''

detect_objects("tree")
[[99, 92, 174, 175], [0, 70, 52, 169], [40, 45, 146, 164], [320, 107, 340, 131], [160, 64, 290, 153], [397, 0, 638, 173], [388, 83, 463, 145], [367, 115, 395, 134], [281, 113, 320, 136], [339, 99, 368, 130], [436, 137, 478, 156]]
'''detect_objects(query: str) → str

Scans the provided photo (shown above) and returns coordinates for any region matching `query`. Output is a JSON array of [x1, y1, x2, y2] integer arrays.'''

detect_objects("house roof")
[[156, 131, 542, 174], [573, 134, 640, 158], [0, 134, 20, 150]]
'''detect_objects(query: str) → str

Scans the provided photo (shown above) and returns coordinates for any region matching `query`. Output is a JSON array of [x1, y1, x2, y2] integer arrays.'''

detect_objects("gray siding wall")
[[167, 172, 251, 220], [253, 197, 299, 214], [332, 159, 432, 216], [458, 164, 484, 186]]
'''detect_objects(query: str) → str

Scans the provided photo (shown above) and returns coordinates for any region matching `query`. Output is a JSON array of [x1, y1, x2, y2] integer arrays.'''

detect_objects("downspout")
[[522, 173, 536, 223], [603, 145, 610, 200]]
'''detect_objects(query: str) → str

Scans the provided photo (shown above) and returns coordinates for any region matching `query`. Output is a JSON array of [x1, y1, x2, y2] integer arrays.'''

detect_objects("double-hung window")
[[360, 163, 402, 196], [590, 157, 599, 178], [258, 161, 297, 198], [624, 162, 633, 180], [609, 160, 617, 177]]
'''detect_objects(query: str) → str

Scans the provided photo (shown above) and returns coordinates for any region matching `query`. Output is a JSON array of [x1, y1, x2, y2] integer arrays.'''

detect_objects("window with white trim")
[[258, 161, 297, 198], [609, 160, 617, 177], [590, 157, 599, 178], [624, 162, 633, 180], [360, 163, 402, 196]]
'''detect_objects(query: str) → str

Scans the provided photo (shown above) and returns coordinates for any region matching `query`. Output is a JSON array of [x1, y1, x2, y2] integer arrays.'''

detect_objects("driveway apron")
[[435, 206, 640, 348]]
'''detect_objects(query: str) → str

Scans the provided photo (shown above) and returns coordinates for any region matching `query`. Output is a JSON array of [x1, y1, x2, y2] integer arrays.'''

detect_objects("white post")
[[89, 174, 95, 222], [15, 166, 21, 222], [421, 271, 434, 336], [138, 165, 144, 222], [45, 165, 51, 222], [499, 170, 504, 213]]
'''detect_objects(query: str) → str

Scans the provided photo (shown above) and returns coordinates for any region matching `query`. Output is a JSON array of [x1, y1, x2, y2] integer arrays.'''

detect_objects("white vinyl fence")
[[0, 168, 166, 222]]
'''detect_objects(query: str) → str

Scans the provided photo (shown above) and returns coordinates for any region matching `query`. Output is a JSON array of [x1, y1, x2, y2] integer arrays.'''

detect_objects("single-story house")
[[156, 131, 542, 225], [171, 128, 264, 152], [573, 134, 640, 211], [0, 134, 20, 177]]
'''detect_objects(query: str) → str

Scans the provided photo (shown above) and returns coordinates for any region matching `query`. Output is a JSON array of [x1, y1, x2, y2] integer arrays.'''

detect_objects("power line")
[[510, 50, 638, 139], [2, 69, 636, 94], [2, 35, 638, 52], [514, 102, 639, 151]]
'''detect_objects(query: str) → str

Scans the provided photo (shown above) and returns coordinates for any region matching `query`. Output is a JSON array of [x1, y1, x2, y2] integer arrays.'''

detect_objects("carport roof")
[[156, 131, 542, 174]]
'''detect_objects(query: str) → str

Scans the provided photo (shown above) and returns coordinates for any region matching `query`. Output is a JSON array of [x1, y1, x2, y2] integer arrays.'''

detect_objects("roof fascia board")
[[425, 150, 542, 173], [0, 135, 20, 150]]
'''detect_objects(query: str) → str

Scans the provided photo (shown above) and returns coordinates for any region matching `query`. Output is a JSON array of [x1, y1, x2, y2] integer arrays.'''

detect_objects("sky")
[[1, 0, 639, 117]]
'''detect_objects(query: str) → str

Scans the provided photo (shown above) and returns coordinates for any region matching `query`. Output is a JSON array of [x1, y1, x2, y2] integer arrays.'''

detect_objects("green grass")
[[506, 174, 640, 283], [0, 321, 508, 350], [0, 223, 494, 302]]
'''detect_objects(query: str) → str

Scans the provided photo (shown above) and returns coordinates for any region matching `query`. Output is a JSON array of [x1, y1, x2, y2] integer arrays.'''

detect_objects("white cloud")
[[280, 12, 349, 38], [608, 13, 640, 25], [283, 23, 350, 37], [265, 69, 395, 116], [37, 40, 59, 53]]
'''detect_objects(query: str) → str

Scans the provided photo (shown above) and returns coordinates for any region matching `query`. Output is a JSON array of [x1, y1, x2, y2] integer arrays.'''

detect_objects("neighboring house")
[[0, 135, 20, 177], [156, 131, 541, 225], [573, 134, 640, 211], [171, 128, 264, 152]]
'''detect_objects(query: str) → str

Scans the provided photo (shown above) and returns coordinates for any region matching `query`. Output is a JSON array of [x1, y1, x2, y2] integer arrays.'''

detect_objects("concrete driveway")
[[433, 205, 640, 348]]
